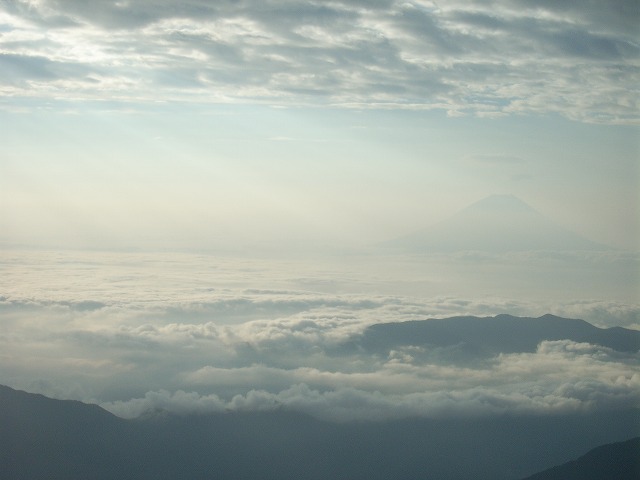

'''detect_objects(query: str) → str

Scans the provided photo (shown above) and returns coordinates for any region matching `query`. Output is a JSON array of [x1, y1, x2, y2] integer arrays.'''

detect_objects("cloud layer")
[[1, 249, 638, 421], [0, 0, 637, 122], [103, 341, 640, 421]]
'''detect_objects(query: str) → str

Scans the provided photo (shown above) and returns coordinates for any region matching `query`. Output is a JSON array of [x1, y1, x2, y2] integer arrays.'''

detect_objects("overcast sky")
[[0, 0, 638, 251]]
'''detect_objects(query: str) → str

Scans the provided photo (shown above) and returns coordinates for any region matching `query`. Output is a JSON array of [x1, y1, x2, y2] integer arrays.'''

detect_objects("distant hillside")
[[345, 314, 640, 359], [383, 194, 609, 253], [521, 437, 640, 480], [1, 385, 638, 480]]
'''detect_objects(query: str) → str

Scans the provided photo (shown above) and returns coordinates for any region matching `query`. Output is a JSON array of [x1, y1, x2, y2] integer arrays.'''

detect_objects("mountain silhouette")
[[521, 437, 640, 480], [383, 194, 608, 252], [1, 384, 638, 480], [348, 314, 639, 359]]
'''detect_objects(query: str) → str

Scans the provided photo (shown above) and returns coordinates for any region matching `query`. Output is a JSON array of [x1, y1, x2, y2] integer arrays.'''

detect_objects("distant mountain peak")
[[382, 195, 609, 253], [462, 194, 540, 214]]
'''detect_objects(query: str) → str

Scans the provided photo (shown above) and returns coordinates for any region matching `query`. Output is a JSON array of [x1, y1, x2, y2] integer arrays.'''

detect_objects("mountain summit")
[[460, 194, 539, 214], [384, 194, 608, 253]]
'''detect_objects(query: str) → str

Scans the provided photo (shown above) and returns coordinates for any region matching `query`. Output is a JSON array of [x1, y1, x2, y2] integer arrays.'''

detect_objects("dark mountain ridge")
[[351, 314, 640, 358], [1, 384, 638, 480], [521, 436, 640, 480]]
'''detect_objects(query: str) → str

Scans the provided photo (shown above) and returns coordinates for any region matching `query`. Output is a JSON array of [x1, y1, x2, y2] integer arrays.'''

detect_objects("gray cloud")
[[0, 53, 95, 85], [103, 338, 640, 420], [513, 0, 640, 37], [0, 0, 636, 122]]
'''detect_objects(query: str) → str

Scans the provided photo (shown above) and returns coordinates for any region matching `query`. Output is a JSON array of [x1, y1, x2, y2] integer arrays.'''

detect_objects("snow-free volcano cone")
[[383, 194, 608, 253]]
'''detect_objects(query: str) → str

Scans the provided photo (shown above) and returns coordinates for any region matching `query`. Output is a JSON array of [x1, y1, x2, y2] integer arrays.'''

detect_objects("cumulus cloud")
[[1, 249, 638, 418], [552, 300, 640, 330], [0, 0, 637, 122], [103, 339, 640, 421]]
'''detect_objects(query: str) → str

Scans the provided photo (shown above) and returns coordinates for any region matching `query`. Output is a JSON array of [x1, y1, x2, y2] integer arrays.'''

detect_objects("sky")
[[0, 0, 638, 251], [0, 0, 639, 421]]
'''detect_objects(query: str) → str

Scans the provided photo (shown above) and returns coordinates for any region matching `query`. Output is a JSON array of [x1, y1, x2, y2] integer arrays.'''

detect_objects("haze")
[[1, 0, 638, 253]]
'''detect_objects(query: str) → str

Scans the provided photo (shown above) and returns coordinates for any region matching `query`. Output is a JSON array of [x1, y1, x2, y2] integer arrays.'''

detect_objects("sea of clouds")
[[1, 249, 638, 421]]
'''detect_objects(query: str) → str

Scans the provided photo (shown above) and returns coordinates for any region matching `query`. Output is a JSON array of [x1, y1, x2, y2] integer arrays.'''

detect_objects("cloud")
[[7, 291, 639, 419], [1, 249, 638, 418], [103, 338, 640, 420], [0, 53, 83, 83], [0, 0, 637, 122], [551, 300, 640, 330]]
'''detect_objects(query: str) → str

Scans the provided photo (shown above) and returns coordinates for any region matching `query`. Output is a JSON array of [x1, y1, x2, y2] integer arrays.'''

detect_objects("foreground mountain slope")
[[521, 437, 640, 480], [383, 194, 608, 253], [350, 314, 640, 359], [0, 385, 136, 479], [1, 384, 638, 480]]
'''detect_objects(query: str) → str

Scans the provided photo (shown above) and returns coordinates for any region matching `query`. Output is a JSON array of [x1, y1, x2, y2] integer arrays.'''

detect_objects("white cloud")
[[0, 0, 637, 122], [104, 337, 640, 420], [551, 301, 640, 330], [1, 249, 638, 419]]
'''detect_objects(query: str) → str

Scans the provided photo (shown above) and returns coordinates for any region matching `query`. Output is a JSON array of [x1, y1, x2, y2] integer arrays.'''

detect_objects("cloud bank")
[[1, 249, 638, 421], [0, 0, 637, 122], [104, 339, 640, 421]]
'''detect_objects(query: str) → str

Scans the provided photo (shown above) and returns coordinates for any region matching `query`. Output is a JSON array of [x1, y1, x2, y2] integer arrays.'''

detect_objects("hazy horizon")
[[1, 1, 639, 254], [2, 191, 638, 255]]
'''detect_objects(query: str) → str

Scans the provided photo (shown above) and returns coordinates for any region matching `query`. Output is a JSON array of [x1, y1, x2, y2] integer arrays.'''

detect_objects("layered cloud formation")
[[1, 0, 637, 122], [1, 249, 638, 421], [103, 339, 640, 421]]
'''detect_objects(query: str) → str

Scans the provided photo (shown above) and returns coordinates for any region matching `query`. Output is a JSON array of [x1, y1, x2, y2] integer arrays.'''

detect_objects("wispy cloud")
[[0, 0, 637, 122]]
